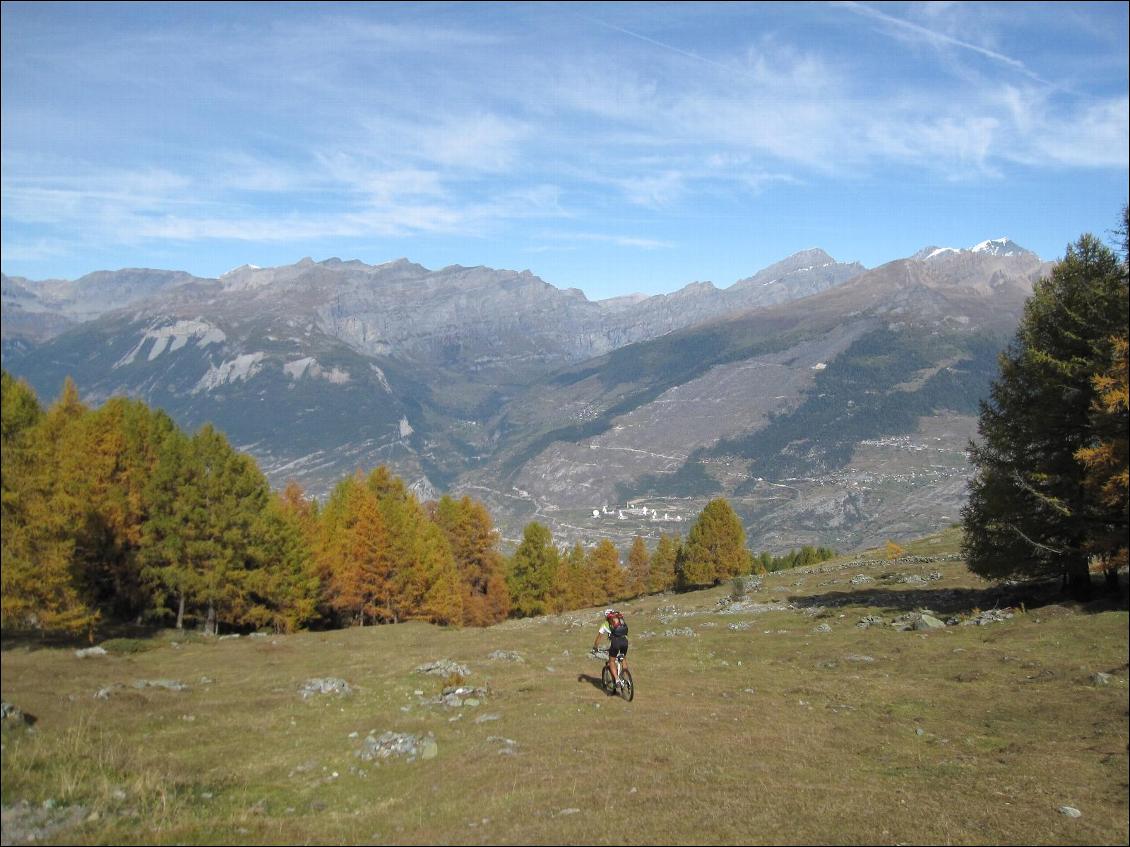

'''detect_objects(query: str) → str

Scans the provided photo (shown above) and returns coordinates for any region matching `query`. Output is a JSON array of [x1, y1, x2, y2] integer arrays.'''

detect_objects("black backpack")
[[608, 612, 628, 638]]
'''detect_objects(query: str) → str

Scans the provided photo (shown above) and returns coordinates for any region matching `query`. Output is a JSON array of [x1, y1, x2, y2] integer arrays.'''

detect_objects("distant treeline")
[[756, 546, 837, 572], [2, 372, 813, 638]]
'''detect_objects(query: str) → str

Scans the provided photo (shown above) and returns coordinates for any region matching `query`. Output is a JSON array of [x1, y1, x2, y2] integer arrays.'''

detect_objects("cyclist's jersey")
[[599, 618, 628, 639]]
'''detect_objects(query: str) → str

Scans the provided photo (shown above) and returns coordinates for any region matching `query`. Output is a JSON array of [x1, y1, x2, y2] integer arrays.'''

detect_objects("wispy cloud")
[[2, 3, 1126, 288], [836, 1, 1046, 83], [530, 230, 673, 252]]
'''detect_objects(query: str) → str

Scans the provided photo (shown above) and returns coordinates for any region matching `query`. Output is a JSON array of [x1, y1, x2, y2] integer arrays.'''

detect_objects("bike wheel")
[[601, 665, 614, 695], [619, 668, 634, 702]]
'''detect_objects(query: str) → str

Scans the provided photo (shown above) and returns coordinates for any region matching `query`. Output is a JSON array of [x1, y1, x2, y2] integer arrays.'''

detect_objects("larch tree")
[[506, 522, 559, 617], [586, 539, 626, 604], [551, 541, 588, 613], [1075, 335, 1129, 588], [247, 493, 320, 633], [1, 373, 98, 635], [626, 535, 650, 598], [962, 220, 1129, 599], [432, 495, 510, 626], [678, 498, 752, 587], [648, 533, 679, 593]]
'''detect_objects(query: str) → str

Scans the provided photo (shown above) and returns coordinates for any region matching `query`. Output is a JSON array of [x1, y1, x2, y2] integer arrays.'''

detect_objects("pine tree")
[[962, 222, 1129, 598]]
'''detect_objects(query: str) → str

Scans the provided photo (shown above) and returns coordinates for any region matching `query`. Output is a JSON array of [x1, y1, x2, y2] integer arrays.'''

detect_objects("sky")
[[2, 1, 1127, 300]]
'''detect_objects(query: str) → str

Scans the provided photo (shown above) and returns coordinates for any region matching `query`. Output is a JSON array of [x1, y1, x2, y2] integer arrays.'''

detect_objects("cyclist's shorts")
[[609, 636, 628, 658]]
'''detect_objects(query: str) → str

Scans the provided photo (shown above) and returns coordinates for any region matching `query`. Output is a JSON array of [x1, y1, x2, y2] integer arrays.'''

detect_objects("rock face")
[[2, 241, 1051, 552]]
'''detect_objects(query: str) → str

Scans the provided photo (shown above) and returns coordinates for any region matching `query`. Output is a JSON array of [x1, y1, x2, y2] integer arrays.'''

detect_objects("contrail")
[[577, 11, 760, 81], [836, 1, 1050, 86]]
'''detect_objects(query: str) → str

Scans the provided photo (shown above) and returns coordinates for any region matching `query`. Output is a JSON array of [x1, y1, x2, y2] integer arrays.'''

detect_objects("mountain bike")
[[592, 649, 634, 701]]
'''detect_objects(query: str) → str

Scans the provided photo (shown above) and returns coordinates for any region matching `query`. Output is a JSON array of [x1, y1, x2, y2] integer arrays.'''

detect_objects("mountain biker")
[[592, 608, 629, 689]]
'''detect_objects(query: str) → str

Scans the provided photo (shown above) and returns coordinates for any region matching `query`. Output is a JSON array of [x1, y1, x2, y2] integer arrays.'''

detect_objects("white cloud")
[[2, 3, 1125, 279]]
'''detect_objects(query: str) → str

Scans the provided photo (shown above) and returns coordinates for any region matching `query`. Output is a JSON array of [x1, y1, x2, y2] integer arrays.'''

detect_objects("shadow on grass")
[[789, 576, 1128, 617], [2, 620, 185, 653], [577, 673, 608, 694]]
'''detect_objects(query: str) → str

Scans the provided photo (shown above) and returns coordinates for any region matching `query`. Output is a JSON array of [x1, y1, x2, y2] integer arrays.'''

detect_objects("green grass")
[[3, 540, 1127, 845]]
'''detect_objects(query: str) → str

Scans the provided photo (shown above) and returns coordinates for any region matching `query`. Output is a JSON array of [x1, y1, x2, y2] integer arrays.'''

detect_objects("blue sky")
[[2, 1, 1127, 300]]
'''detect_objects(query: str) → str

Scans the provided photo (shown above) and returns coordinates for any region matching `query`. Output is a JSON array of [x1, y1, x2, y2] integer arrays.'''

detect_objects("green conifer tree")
[[680, 498, 752, 587], [506, 522, 559, 617], [962, 222, 1129, 598]]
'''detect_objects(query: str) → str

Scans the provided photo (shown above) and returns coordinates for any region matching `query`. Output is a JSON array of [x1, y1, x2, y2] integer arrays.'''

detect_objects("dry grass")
[[2, 535, 1127, 845]]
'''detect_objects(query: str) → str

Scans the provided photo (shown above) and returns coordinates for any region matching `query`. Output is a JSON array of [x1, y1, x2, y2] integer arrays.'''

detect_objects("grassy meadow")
[[2, 530, 1128, 845]]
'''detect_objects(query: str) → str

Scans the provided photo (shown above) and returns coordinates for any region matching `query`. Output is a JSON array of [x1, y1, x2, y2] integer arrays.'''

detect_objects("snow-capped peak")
[[926, 247, 960, 260], [971, 237, 1028, 257], [221, 263, 261, 277]]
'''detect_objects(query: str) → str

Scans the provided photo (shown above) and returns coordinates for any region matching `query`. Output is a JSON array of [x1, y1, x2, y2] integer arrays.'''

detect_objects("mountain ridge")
[[1, 241, 1053, 552]]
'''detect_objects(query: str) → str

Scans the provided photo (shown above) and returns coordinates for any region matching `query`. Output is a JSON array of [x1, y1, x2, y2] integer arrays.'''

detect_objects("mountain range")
[[1, 238, 1051, 552]]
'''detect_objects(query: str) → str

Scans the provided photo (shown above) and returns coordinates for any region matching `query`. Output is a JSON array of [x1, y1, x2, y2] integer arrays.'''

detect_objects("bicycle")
[[591, 648, 634, 701]]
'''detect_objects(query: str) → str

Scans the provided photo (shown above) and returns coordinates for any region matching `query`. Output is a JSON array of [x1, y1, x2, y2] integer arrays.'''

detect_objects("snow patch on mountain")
[[284, 357, 351, 384], [115, 320, 226, 368], [193, 352, 266, 393], [925, 247, 960, 260], [370, 364, 392, 393]]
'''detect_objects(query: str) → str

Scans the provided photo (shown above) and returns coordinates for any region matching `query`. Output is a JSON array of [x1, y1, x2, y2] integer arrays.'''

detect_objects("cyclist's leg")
[[610, 639, 626, 685]]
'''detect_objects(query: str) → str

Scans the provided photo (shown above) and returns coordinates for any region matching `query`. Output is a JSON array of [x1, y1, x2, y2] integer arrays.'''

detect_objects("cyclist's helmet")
[[604, 609, 617, 618]]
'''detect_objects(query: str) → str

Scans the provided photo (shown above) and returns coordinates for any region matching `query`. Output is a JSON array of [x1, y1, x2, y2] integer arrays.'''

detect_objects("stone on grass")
[[415, 659, 471, 678], [299, 678, 352, 699], [356, 731, 436, 764]]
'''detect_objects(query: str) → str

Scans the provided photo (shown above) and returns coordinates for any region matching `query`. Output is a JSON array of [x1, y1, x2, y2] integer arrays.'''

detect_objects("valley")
[[2, 240, 1051, 553]]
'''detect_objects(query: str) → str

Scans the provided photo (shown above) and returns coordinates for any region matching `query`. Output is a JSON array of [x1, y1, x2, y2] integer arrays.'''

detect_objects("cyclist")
[[592, 608, 629, 689]]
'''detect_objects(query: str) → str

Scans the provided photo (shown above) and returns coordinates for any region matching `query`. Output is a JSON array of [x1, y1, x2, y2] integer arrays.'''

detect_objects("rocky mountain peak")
[[970, 237, 1034, 257], [914, 239, 1038, 262], [729, 248, 853, 291]]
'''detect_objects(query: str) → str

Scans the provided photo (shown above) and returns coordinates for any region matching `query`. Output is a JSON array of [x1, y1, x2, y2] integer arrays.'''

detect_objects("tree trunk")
[[1063, 556, 1092, 601], [204, 600, 217, 636], [1105, 567, 1121, 594], [176, 593, 185, 630]]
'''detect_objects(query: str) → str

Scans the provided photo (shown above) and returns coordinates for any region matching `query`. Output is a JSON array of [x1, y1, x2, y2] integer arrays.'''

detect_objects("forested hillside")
[[3, 373, 816, 638]]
